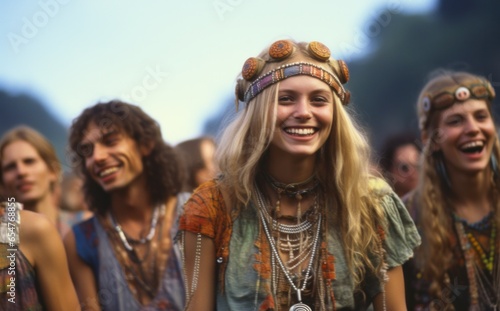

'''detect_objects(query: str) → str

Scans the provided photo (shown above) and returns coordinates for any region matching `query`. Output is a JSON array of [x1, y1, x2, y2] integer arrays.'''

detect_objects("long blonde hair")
[[414, 70, 500, 302], [216, 40, 388, 287]]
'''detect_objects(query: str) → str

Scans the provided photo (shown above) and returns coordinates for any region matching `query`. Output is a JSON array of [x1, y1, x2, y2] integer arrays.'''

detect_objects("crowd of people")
[[0, 38, 498, 311]]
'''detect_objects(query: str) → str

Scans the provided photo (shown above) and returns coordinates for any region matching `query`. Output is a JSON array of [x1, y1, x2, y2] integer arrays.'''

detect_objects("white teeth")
[[461, 141, 484, 149], [285, 128, 315, 135], [99, 167, 119, 177]]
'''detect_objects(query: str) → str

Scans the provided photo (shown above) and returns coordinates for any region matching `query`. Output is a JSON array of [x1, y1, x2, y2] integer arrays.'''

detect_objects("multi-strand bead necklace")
[[454, 212, 499, 309]]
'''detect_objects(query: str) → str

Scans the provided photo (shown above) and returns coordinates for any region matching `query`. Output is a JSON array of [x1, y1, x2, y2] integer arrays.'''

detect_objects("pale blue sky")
[[0, 0, 435, 144]]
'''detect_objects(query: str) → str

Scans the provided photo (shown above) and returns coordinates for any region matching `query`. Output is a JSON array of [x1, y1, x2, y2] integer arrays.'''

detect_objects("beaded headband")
[[243, 62, 347, 104], [420, 80, 496, 129], [237, 40, 350, 105]]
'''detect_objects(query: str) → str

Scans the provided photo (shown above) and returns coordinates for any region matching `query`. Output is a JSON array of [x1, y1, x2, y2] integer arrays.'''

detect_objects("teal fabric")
[[216, 190, 421, 310]]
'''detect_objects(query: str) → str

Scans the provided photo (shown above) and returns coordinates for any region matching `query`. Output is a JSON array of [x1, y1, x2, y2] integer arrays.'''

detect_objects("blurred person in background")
[[379, 132, 421, 198], [64, 100, 188, 310], [404, 71, 500, 310], [58, 172, 93, 237], [175, 136, 217, 192], [0, 126, 64, 232]]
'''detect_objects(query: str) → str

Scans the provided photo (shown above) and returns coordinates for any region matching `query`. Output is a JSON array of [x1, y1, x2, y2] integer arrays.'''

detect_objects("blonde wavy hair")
[[216, 40, 388, 288], [413, 70, 500, 305]]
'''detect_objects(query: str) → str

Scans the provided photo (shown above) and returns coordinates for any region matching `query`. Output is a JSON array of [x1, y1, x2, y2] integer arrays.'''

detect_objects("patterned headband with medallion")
[[420, 80, 496, 129], [236, 40, 351, 105]]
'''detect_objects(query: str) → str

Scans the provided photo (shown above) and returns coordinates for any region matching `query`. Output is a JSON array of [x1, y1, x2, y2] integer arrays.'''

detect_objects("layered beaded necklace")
[[454, 213, 499, 310], [255, 184, 321, 311], [109, 204, 162, 263]]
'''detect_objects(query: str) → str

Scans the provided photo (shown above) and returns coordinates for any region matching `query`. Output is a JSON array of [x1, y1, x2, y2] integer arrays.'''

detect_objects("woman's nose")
[[293, 100, 312, 120]]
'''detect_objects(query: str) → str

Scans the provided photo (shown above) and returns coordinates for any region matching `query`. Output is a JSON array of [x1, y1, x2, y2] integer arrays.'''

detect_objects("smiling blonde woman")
[[179, 39, 420, 311]]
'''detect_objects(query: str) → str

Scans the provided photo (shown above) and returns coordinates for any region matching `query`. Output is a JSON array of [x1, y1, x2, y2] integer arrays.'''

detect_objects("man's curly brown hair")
[[68, 100, 184, 215]]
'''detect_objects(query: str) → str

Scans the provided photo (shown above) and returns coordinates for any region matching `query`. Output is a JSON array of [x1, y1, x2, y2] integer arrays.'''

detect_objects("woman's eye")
[[447, 118, 461, 125], [311, 97, 329, 106], [279, 96, 293, 101], [312, 97, 327, 102], [476, 113, 489, 121]]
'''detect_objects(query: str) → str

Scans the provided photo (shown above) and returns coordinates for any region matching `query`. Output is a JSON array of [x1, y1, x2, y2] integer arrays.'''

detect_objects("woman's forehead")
[[439, 98, 489, 118]]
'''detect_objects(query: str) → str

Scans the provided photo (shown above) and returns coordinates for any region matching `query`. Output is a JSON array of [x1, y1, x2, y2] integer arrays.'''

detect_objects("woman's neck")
[[23, 194, 59, 225], [266, 155, 316, 184], [449, 169, 493, 222]]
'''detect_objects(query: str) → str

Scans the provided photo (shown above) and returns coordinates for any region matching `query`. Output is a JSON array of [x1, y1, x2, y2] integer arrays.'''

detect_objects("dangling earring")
[[490, 154, 499, 179], [434, 152, 452, 189]]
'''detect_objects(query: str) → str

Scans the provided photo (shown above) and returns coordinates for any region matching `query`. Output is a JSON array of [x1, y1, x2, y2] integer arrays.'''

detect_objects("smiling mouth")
[[284, 127, 317, 136], [460, 141, 485, 154], [98, 166, 120, 177]]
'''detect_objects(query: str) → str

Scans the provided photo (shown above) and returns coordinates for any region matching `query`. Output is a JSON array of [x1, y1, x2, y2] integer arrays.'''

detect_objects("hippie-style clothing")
[[0, 203, 44, 311], [180, 179, 420, 310], [72, 193, 189, 311], [404, 197, 500, 310]]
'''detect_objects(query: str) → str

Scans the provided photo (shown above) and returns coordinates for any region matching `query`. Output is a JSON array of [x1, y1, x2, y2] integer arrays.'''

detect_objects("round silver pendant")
[[289, 302, 312, 311]]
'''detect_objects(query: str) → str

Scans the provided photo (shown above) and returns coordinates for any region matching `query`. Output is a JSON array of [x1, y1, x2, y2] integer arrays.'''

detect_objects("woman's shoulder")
[[187, 179, 224, 207], [182, 179, 228, 219], [180, 179, 230, 238], [368, 179, 422, 267], [368, 176, 393, 196], [19, 210, 57, 240], [192, 179, 221, 195]]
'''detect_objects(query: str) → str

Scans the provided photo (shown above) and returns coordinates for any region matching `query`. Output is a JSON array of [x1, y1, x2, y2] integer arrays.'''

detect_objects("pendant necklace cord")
[[265, 173, 319, 198], [108, 204, 164, 299], [110, 205, 162, 252]]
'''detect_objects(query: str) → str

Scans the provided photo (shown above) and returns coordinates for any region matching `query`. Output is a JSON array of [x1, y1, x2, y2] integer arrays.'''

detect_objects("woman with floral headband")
[[179, 39, 420, 311], [403, 71, 500, 310]]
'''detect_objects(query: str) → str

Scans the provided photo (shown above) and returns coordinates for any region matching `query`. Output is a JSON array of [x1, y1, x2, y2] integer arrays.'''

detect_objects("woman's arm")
[[63, 230, 101, 311], [21, 211, 80, 311], [183, 232, 216, 311], [373, 265, 407, 311]]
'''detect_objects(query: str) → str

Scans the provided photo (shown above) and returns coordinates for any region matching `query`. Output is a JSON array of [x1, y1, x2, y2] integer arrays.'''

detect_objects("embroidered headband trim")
[[243, 62, 347, 104]]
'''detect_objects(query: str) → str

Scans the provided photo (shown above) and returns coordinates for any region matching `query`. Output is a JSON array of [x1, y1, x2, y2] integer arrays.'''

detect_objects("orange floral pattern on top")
[[253, 237, 272, 279], [179, 180, 233, 292]]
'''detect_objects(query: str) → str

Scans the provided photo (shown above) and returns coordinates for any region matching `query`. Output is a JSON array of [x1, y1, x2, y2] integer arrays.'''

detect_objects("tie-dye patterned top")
[[180, 179, 421, 310]]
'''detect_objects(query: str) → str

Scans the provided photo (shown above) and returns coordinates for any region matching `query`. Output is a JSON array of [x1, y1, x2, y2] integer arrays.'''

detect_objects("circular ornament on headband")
[[337, 60, 350, 83], [269, 40, 294, 60], [307, 41, 331, 61], [422, 96, 431, 112], [242, 57, 265, 81], [455, 86, 470, 101]]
